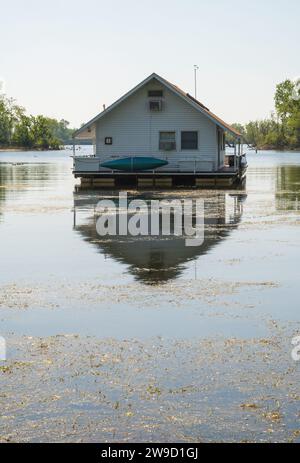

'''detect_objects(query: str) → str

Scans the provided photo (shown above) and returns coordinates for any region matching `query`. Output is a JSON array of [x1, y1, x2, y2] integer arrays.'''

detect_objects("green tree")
[[275, 80, 300, 148], [31, 116, 61, 149], [0, 96, 25, 145], [228, 80, 300, 150], [12, 115, 35, 147], [50, 119, 73, 143], [0, 94, 70, 150], [275, 80, 297, 120]]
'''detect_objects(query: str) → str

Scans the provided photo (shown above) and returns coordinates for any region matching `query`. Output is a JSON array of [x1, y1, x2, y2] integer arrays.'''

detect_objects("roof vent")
[[148, 90, 163, 98]]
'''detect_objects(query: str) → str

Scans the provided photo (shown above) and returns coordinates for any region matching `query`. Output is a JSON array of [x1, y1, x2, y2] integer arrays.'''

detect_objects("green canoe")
[[101, 157, 168, 172]]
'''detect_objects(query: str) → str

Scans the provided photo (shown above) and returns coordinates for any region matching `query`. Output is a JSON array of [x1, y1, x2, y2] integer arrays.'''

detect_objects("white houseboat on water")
[[73, 73, 247, 187]]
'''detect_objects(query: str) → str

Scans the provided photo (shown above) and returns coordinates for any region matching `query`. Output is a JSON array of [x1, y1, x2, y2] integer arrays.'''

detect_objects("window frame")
[[180, 131, 199, 151], [159, 131, 177, 151], [104, 137, 113, 145], [149, 100, 162, 112]]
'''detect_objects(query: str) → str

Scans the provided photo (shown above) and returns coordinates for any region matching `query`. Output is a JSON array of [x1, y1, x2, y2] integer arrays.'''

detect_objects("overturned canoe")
[[101, 157, 168, 172]]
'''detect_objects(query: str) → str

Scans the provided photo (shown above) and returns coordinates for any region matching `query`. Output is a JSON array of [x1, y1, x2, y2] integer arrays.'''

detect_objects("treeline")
[[1, 79, 299, 151], [230, 79, 300, 150], [0, 95, 74, 150]]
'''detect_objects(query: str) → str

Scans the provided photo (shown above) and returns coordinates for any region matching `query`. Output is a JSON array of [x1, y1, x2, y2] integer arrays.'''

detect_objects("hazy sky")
[[1, 0, 299, 127]]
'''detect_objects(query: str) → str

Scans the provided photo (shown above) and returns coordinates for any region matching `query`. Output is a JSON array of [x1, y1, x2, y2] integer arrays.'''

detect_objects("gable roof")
[[73, 73, 242, 139]]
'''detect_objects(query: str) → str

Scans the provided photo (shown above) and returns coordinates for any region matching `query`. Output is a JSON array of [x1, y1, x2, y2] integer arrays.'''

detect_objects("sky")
[[0, 0, 299, 128]]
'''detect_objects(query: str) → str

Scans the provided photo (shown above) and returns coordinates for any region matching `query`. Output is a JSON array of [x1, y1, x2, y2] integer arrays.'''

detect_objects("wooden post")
[[72, 139, 76, 172], [234, 141, 237, 170], [93, 137, 96, 156]]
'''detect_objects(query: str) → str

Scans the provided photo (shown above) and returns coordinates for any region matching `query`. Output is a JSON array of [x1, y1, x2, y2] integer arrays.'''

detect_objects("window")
[[148, 90, 163, 97], [181, 131, 198, 150], [159, 132, 176, 151], [105, 137, 113, 145], [149, 100, 162, 112]]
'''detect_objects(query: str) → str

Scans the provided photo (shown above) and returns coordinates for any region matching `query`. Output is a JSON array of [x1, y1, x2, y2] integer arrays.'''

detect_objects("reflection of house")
[[276, 165, 300, 211], [73, 192, 246, 284]]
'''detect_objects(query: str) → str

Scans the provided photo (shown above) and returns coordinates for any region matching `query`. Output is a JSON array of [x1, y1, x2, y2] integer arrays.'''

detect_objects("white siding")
[[95, 79, 218, 172]]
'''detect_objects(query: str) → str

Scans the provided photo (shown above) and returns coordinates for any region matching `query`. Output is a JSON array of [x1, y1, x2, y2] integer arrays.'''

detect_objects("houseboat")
[[72, 73, 247, 188]]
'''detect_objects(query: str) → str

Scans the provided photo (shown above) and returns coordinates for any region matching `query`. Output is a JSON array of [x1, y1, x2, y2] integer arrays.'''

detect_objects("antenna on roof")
[[194, 65, 199, 99]]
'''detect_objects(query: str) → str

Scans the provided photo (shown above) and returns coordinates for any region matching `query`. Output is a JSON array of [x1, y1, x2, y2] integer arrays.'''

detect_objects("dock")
[[75, 165, 247, 189]]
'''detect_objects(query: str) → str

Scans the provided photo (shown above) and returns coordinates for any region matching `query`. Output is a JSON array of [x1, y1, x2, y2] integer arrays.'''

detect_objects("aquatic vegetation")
[[0, 149, 300, 442]]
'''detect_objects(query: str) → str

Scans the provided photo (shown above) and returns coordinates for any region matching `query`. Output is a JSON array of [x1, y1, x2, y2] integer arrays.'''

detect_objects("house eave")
[[73, 73, 159, 138], [73, 73, 241, 139]]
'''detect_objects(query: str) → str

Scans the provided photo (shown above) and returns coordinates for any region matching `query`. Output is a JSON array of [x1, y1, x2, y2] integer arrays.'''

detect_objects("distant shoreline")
[[0, 147, 63, 152], [247, 148, 300, 153], [0, 144, 93, 152], [1, 148, 299, 154]]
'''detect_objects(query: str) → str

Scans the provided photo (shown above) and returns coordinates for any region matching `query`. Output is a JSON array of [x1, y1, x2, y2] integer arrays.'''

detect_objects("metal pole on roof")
[[194, 65, 199, 99]]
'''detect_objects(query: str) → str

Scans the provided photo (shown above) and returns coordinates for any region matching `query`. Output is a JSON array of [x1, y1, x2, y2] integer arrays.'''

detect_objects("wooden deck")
[[74, 166, 247, 188]]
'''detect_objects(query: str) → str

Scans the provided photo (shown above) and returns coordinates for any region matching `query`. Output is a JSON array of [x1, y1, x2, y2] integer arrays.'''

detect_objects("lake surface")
[[0, 148, 299, 339], [0, 148, 300, 442]]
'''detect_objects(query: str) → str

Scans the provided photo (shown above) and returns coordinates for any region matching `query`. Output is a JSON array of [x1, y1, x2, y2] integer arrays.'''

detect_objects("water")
[[1, 148, 300, 442], [0, 148, 300, 339]]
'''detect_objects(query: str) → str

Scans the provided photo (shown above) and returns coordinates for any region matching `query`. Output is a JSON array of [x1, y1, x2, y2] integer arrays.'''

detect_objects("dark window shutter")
[[181, 131, 198, 150]]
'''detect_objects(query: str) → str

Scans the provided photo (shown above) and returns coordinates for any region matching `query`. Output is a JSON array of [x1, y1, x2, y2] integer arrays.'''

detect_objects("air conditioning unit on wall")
[[149, 100, 162, 112], [160, 141, 176, 151]]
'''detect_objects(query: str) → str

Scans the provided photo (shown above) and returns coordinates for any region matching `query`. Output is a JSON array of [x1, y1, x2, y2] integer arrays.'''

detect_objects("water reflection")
[[73, 191, 247, 284], [276, 165, 300, 211], [0, 160, 73, 219], [0, 162, 66, 188]]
